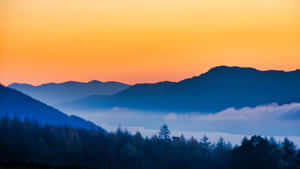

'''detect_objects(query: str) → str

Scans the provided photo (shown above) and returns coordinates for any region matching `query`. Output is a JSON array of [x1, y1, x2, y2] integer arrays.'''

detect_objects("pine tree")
[[159, 124, 170, 140]]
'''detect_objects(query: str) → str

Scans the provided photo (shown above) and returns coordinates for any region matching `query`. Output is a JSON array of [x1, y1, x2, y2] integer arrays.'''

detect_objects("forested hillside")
[[0, 117, 299, 169]]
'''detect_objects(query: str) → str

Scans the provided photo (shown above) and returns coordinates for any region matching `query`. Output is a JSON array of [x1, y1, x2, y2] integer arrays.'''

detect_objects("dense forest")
[[0, 117, 300, 169]]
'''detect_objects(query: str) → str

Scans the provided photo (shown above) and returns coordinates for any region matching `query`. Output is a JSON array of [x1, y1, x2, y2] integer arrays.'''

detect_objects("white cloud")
[[164, 103, 300, 121]]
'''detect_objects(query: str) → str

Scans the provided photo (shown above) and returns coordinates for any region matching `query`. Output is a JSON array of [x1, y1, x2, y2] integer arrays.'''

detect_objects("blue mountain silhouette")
[[0, 84, 104, 131], [9, 80, 130, 105], [60, 66, 300, 113]]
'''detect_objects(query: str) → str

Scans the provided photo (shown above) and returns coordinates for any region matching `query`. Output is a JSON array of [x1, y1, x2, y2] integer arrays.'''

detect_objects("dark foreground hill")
[[9, 80, 130, 105], [60, 66, 300, 113], [0, 117, 299, 169], [0, 84, 103, 130]]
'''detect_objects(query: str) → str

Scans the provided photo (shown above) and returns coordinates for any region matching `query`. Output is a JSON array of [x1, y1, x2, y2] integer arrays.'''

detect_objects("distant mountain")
[[9, 80, 130, 105], [60, 66, 300, 113], [0, 85, 104, 131]]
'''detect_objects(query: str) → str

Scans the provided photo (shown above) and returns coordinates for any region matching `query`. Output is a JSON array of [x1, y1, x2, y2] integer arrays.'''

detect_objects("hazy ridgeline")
[[0, 117, 300, 169], [8, 81, 130, 106], [58, 66, 300, 113]]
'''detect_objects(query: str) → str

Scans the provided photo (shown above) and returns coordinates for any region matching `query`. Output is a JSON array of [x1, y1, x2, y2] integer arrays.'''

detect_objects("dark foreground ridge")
[[0, 117, 299, 169], [0, 84, 103, 131]]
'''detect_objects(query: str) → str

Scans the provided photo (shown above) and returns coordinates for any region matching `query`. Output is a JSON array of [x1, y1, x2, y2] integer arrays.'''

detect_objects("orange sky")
[[0, 0, 299, 85]]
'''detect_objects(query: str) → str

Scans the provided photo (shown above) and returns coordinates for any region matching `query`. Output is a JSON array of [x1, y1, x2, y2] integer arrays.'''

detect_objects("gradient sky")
[[0, 0, 299, 85]]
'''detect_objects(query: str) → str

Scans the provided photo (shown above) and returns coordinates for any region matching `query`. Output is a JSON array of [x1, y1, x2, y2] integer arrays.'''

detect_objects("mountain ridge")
[[9, 80, 130, 105], [59, 66, 300, 113], [0, 84, 104, 131]]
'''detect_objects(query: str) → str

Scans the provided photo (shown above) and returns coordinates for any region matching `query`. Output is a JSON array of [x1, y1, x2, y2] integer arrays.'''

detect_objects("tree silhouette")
[[159, 124, 170, 140], [0, 117, 299, 169]]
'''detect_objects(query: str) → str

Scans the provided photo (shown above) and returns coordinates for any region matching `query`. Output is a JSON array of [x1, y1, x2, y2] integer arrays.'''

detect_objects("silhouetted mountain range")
[[9, 80, 130, 105], [59, 66, 300, 113], [0, 85, 103, 130]]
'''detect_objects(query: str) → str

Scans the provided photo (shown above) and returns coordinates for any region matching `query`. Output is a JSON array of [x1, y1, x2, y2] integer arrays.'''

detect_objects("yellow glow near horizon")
[[0, 0, 299, 85]]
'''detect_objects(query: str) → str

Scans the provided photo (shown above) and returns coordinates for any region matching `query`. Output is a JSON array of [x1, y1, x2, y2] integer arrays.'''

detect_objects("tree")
[[296, 150, 300, 167], [159, 124, 170, 141], [215, 137, 226, 151], [281, 138, 297, 169], [232, 136, 282, 169], [200, 135, 211, 150]]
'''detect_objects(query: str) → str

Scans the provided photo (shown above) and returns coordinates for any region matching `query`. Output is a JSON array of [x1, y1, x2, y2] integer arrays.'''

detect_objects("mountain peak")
[[9, 83, 34, 88], [207, 66, 258, 73], [88, 80, 103, 84], [63, 65, 300, 113]]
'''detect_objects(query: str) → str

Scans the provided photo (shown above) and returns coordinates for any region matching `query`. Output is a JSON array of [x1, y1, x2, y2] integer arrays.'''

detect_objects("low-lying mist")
[[64, 102, 300, 145]]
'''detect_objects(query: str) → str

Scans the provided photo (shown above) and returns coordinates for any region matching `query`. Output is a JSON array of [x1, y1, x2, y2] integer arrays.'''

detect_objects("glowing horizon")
[[1, 0, 299, 85]]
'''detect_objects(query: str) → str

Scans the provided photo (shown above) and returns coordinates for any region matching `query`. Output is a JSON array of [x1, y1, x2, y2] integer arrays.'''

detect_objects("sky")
[[0, 0, 299, 85]]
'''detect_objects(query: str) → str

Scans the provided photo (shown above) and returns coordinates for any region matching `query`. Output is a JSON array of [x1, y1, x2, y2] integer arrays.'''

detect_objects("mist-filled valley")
[[1, 0, 299, 167], [6, 66, 300, 146], [64, 102, 300, 146], [2, 66, 300, 169]]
